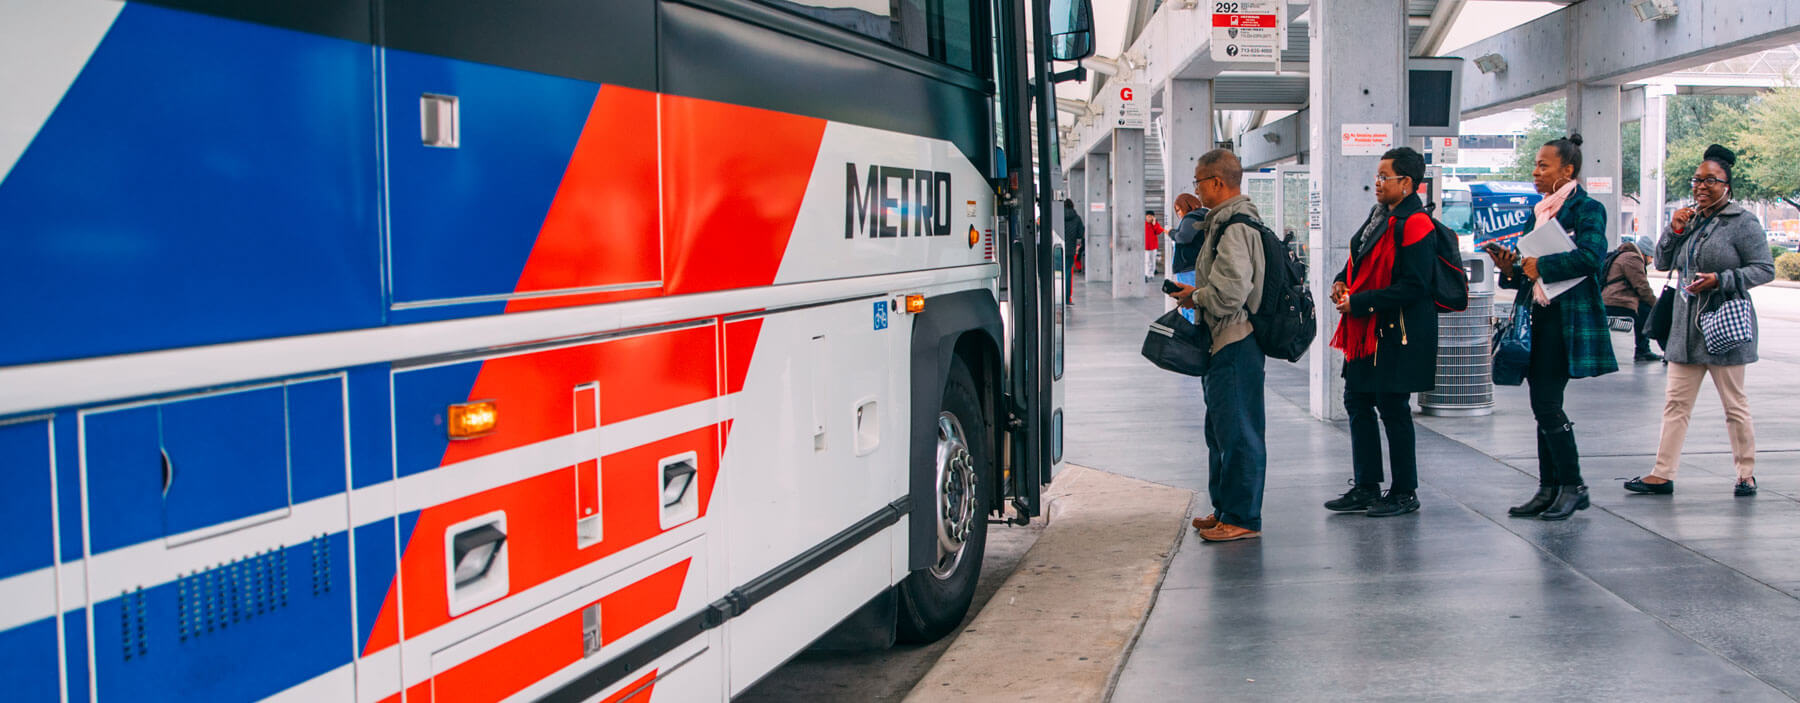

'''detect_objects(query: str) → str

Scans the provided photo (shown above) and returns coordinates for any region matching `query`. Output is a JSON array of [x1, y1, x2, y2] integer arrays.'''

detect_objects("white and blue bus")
[[0, 0, 1092, 700]]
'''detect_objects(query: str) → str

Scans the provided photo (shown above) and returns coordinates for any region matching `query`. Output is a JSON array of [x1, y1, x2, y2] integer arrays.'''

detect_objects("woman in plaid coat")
[[1487, 134, 1618, 521], [1627, 144, 1773, 497]]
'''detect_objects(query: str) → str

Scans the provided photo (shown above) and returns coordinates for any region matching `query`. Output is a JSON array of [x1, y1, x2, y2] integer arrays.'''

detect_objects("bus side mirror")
[[1049, 0, 1095, 62]]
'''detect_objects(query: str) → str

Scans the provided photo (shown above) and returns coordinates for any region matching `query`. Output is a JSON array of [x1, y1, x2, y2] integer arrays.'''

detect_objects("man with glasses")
[[1323, 147, 1439, 518], [1167, 149, 1269, 542]]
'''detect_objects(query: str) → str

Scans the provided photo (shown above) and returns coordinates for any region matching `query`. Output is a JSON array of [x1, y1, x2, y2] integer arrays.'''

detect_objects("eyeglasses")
[[1193, 175, 1221, 189], [1689, 177, 1728, 188], [1373, 175, 1409, 184]]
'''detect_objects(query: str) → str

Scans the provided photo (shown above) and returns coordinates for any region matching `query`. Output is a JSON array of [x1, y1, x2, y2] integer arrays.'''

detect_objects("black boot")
[[1508, 486, 1558, 517], [1538, 484, 1590, 521]]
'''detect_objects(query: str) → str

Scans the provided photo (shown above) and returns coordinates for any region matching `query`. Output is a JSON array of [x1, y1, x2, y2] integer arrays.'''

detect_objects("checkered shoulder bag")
[[1697, 293, 1754, 356]]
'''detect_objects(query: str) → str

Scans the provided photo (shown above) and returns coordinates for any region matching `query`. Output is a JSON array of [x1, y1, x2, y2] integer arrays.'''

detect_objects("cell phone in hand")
[[1162, 278, 1182, 295]]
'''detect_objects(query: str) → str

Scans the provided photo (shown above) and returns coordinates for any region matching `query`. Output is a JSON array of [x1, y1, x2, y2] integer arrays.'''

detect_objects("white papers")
[[1517, 217, 1581, 300]]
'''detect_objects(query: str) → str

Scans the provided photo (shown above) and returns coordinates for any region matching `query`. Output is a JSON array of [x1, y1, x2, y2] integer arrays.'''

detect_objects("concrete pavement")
[[1064, 279, 1800, 701]]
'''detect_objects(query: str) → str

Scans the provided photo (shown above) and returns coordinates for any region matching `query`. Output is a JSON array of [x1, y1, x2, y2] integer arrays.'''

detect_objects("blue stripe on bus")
[[88, 533, 354, 702], [0, 3, 382, 367], [391, 360, 483, 478], [289, 377, 350, 505], [0, 419, 54, 581], [0, 617, 61, 702], [353, 518, 398, 652], [381, 48, 599, 316], [349, 365, 395, 490], [64, 609, 89, 703]]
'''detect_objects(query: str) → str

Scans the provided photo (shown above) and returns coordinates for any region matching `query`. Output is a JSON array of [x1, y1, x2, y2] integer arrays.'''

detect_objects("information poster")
[[1211, 0, 1284, 63], [1340, 123, 1395, 156]]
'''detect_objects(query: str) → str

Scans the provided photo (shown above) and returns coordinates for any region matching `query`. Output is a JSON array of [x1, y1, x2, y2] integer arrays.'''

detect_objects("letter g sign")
[[1120, 87, 1133, 101]]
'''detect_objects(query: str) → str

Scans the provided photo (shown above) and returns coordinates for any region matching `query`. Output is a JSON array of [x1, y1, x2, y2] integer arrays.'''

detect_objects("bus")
[[0, 0, 1089, 700], [1439, 178, 1544, 249]]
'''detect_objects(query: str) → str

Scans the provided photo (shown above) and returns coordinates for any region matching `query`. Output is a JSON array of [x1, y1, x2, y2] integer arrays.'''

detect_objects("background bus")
[[0, 0, 1090, 701], [1441, 179, 1543, 249]]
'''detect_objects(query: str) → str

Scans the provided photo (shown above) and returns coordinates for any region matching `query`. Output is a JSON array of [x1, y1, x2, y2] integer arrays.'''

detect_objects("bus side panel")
[[0, 419, 60, 702], [720, 299, 907, 694], [0, 2, 382, 366], [78, 377, 358, 702], [366, 325, 721, 697]]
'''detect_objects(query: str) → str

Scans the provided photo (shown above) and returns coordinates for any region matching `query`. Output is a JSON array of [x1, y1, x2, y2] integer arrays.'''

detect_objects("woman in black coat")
[[1324, 148, 1439, 518]]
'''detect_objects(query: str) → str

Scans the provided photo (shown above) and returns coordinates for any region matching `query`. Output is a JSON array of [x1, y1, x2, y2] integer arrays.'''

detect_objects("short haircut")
[[1543, 133, 1584, 178], [1381, 146, 1425, 186], [1146, 210, 1156, 216], [1195, 148, 1242, 189]]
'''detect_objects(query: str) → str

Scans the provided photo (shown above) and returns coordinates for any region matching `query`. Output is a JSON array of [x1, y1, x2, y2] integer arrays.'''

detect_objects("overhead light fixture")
[[1474, 53, 1508, 74], [1262, 132, 1281, 144], [1628, 0, 1678, 22]]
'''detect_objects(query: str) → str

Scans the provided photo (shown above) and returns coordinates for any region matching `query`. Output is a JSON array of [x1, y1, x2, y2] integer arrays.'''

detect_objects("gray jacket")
[[1187, 195, 1266, 353], [1655, 201, 1774, 365]]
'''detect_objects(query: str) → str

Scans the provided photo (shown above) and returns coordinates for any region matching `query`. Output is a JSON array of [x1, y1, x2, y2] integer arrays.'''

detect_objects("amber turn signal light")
[[905, 295, 926, 314], [448, 401, 498, 439], [968, 225, 980, 248]]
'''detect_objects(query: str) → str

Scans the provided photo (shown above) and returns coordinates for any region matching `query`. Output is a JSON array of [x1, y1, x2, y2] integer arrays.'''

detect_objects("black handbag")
[[1141, 308, 1213, 376], [1492, 303, 1531, 386], [1647, 285, 1677, 348]]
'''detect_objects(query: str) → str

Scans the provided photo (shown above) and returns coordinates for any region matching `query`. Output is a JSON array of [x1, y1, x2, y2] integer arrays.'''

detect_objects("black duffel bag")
[[1142, 308, 1213, 376]]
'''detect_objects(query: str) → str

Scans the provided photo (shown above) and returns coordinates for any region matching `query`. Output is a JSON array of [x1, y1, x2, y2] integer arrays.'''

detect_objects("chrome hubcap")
[[931, 412, 977, 580]]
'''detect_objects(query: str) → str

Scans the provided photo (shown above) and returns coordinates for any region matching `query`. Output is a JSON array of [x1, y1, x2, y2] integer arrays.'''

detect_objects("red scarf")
[[1330, 215, 1401, 361]]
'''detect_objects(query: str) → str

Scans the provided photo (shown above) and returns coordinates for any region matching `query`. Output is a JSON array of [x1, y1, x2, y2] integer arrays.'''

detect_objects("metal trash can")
[[1421, 256, 1496, 417]]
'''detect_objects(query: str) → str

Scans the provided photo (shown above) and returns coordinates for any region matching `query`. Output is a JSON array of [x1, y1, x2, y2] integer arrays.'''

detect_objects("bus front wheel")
[[896, 358, 990, 643]]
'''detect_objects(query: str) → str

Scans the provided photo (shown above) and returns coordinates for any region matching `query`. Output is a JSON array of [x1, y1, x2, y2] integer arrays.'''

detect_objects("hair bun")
[[1567, 133, 1583, 146], [1705, 143, 1737, 167]]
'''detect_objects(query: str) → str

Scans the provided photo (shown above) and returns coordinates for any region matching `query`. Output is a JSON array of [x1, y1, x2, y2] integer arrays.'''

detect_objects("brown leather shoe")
[[1191, 513, 1220, 530], [1198, 523, 1260, 542]]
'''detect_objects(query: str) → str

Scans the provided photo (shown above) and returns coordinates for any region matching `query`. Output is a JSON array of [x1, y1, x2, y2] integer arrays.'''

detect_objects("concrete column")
[[1570, 83, 1623, 250], [1084, 152, 1111, 282], [1639, 84, 1673, 240], [1111, 128, 1146, 298], [1306, 0, 1407, 421], [1163, 79, 1214, 218]]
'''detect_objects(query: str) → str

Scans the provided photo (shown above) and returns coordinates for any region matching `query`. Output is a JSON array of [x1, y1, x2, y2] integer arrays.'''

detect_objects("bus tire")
[[896, 357, 989, 643]]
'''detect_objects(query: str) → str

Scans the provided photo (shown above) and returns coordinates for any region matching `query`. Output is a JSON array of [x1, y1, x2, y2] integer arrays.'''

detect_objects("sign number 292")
[[1215, 2, 1239, 11]]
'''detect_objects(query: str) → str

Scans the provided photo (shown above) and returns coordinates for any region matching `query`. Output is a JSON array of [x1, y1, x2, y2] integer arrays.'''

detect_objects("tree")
[[1622, 120, 1641, 198], [1501, 99, 1566, 181], [1662, 95, 1759, 201], [1737, 87, 1800, 211]]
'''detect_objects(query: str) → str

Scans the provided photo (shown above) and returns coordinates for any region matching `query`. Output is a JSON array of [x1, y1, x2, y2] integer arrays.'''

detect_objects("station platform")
[[1064, 280, 1800, 701]]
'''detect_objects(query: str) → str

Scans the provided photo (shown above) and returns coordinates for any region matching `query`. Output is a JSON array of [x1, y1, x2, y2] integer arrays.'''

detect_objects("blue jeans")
[[1202, 338, 1268, 531], [1174, 270, 1196, 323]]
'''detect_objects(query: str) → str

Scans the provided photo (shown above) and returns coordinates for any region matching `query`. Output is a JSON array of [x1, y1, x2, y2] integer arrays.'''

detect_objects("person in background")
[[1626, 144, 1773, 497], [1324, 147, 1438, 518], [1145, 210, 1166, 280], [1168, 149, 1268, 543], [1601, 239, 1662, 362], [1486, 133, 1617, 521], [1063, 198, 1085, 305], [1169, 194, 1207, 323]]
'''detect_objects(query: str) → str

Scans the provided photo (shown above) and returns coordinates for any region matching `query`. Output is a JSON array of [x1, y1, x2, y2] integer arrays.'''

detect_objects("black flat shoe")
[[1635, 351, 1664, 363], [1539, 485, 1590, 521], [1508, 486, 1557, 517], [1736, 478, 1757, 496], [1624, 476, 1674, 495]]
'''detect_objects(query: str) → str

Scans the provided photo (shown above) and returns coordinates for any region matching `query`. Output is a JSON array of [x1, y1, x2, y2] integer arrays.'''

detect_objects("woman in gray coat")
[[1626, 145, 1773, 497]]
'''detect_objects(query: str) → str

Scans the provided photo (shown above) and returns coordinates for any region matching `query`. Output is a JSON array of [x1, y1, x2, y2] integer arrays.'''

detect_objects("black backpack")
[[1220, 213, 1315, 362], [1415, 212, 1470, 313]]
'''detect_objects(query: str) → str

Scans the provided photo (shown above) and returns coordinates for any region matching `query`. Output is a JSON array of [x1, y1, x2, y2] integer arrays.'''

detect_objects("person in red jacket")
[[1144, 210, 1166, 280]]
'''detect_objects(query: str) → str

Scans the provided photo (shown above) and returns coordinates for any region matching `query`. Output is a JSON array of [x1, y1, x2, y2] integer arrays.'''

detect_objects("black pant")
[[1605, 304, 1652, 355], [1528, 301, 1583, 486], [1345, 390, 1417, 493]]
